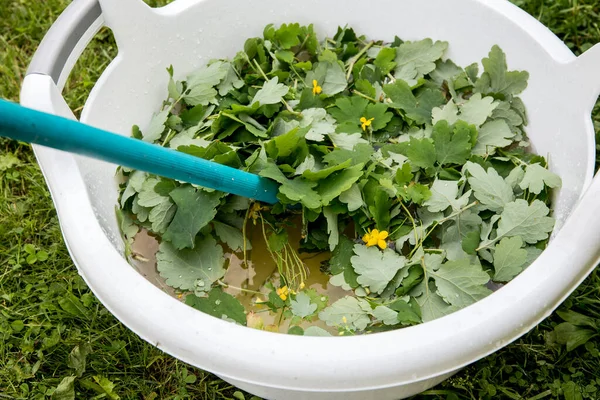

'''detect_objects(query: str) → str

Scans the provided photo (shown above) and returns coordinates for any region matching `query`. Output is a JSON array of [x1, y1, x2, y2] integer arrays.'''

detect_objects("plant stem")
[[352, 89, 377, 103], [217, 280, 263, 295], [346, 41, 374, 81]]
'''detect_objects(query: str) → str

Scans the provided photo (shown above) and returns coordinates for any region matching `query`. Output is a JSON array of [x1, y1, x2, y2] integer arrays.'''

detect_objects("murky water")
[[130, 223, 349, 334]]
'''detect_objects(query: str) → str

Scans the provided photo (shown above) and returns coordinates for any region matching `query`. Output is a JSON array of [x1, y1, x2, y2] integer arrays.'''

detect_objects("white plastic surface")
[[20, 0, 600, 399]]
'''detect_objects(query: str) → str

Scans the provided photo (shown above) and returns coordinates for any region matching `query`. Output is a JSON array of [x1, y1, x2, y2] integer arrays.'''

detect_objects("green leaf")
[[388, 299, 422, 324], [273, 23, 302, 49], [142, 110, 169, 142], [58, 294, 89, 319], [318, 164, 364, 206], [493, 199, 555, 245], [52, 376, 76, 400], [300, 108, 337, 141], [137, 178, 167, 207], [430, 59, 463, 85], [472, 119, 515, 156], [213, 221, 250, 252], [493, 236, 528, 281], [0, 153, 20, 171], [355, 79, 376, 99], [412, 280, 456, 322], [461, 229, 481, 255], [185, 288, 246, 325], [403, 137, 436, 170], [432, 120, 473, 166], [395, 163, 414, 186], [259, 161, 287, 184], [323, 143, 374, 165], [307, 53, 348, 96], [424, 179, 471, 213], [217, 62, 244, 96], [394, 39, 448, 85], [395, 266, 424, 296], [120, 171, 147, 207], [426, 255, 492, 307], [554, 322, 598, 352], [372, 306, 399, 326], [465, 161, 514, 212], [374, 47, 397, 75], [290, 292, 318, 318], [187, 60, 228, 89], [329, 96, 369, 132], [323, 207, 339, 251], [328, 132, 368, 150], [279, 178, 322, 209], [364, 103, 393, 131], [92, 376, 120, 400], [475, 45, 529, 97], [369, 190, 393, 229], [148, 198, 176, 234], [163, 187, 221, 249], [557, 310, 598, 330], [339, 183, 364, 212], [329, 236, 355, 275], [351, 244, 407, 294], [519, 163, 562, 194], [266, 127, 306, 159], [156, 236, 225, 291], [304, 326, 332, 336], [432, 100, 459, 126], [67, 343, 91, 378], [251, 77, 289, 106], [384, 80, 445, 125], [302, 159, 351, 181], [275, 50, 295, 64], [222, 113, 268, 138], [267, 230, 288, 252], [318, 296, 371, 331], [459, 93, 498, 127], [287, 326, 304, 335]]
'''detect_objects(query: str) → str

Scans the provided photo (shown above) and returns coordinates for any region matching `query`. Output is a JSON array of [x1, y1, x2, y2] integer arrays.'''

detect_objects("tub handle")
[[566, 43, 600, 113], [26, 0, 103, 91]]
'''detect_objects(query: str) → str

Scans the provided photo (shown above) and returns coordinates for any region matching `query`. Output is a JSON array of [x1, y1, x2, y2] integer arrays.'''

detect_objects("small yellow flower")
[[360, 116, 374, 131], [362, 228, 389, 249], [342, 316, 348, 324], [276, 285, 289, 301], [312, 79, 322, 95], [299, 282, 305, 290]]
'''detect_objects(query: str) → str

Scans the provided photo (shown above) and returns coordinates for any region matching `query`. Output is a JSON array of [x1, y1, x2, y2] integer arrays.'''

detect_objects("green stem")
[[216, 280, 263, 295], [346, 41, 375, 81], [352, 89, 377, 103]]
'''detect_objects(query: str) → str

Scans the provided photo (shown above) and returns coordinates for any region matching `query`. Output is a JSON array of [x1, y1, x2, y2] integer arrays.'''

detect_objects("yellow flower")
[[362, 228, 389, 249], [342, 316, 348, 324], [299, 282, 305, 290], [276, 285, 289, 301], [360, 116, 374, 131], [312, 79, 322, 95]]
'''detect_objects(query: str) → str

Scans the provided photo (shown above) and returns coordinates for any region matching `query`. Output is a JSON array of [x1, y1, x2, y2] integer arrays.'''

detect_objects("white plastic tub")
[[21, 0, 600, 398]]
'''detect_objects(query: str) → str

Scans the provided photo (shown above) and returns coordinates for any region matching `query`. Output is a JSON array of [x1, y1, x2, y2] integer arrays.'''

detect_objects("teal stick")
[[0, 99, 279, 204]]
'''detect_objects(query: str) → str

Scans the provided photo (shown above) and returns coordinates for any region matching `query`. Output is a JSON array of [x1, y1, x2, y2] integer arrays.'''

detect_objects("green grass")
[[1, 1, 599, 399]]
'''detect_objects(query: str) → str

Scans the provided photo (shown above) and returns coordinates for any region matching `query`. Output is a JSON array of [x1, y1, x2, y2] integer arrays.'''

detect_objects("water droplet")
[[208, 267, 212, 271]]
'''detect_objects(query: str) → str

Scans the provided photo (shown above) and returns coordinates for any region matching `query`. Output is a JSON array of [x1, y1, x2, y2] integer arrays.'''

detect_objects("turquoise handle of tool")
[[0, 100, 279, 204]]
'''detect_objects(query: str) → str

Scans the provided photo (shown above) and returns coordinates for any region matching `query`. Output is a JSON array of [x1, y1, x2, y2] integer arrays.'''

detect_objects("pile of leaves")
[[117, 23, 561, 335]]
